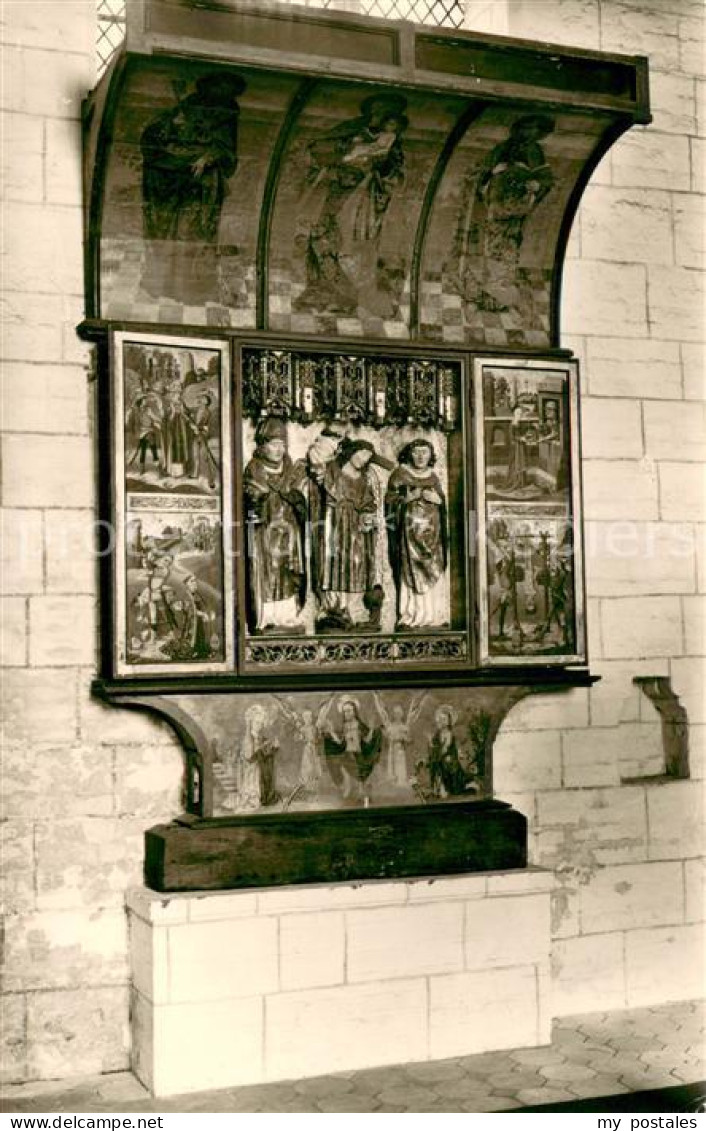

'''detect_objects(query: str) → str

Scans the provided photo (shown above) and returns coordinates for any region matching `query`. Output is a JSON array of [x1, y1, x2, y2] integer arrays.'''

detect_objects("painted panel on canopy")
[[266, 81, 468, 340], [99, 60, 298, 326], [420, 106, 612, 348]]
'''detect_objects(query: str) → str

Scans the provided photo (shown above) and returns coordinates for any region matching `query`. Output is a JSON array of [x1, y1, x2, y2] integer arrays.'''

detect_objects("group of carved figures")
[[244, 418, 449, 635], [216, 694, 482, 812]]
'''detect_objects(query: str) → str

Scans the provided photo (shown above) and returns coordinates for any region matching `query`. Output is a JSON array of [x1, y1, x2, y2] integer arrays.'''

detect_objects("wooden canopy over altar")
[[83, 0, 649, 348]]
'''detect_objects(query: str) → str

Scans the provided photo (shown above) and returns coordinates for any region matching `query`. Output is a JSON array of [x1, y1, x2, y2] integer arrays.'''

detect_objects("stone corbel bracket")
[[633, 675, 689, 779]]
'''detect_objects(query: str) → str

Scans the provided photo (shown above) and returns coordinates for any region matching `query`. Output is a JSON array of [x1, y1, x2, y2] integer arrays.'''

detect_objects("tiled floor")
[[3, 1000, 704, 1113]]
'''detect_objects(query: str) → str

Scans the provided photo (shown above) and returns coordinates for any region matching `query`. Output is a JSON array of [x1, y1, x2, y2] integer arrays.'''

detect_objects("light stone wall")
[[494, 0, 706, 1019], [1, 0, 704, 1087], [0, 1, 185, 1085]]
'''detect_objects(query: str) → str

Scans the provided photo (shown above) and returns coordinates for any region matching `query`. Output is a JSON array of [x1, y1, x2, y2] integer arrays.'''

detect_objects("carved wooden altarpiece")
[[80, 0, 649, 889]]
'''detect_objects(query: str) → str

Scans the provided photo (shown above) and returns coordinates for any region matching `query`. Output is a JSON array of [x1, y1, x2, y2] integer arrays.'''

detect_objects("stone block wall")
[[492, 0, 706, 1019], [0, 3, 185, 1084], [1, 0, 704, 1086]]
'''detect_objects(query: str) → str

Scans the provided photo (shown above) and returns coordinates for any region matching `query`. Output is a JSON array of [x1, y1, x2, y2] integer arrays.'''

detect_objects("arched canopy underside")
[[84, 0, 649, 349]]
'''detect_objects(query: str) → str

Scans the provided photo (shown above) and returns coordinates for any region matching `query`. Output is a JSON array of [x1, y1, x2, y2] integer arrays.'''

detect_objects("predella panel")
[[209, 688, 491, 816], [155, 684, 536, 819]]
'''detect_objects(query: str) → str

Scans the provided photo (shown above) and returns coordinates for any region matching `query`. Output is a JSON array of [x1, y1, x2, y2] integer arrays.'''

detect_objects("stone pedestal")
[[128, 868, 553, 1096]]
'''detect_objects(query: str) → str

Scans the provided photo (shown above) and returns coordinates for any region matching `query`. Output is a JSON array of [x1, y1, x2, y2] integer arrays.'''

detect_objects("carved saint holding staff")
[[243, 417, 308, 634], [316, 437, 394, 631]]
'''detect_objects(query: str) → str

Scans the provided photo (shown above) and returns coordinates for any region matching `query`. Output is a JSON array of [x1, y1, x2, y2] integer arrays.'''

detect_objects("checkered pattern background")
[[267, 264, 412, 340], [419, 269, 552, 348], [102, 240, 551, 347], [101, 239, 258, 328]]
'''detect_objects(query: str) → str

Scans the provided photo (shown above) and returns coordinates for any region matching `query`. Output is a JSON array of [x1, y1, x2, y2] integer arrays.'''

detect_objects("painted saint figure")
[[175, 573, 213, 661], [322, 696, 382, 807], [500, 402, 538, 493], [134, 552, 178, 651], [473, 115, 554, 260], [187, 392, 217, 489], [161, 387, 193, 479], [427, 706, 478, 798], [538, 546, 574, 650], [317, 438, 393, 630], [127, 393, 163, 476], [385, 439, 448, 630], [140, 71, 246, 302], [141, 71, 245, 242], [488, 526, 524, 643], [538, 400, 566, 491], [295, 93, 408, 318], [244, 417, 307, 634], [295, 708, 322, 791], [453, 114, 554, 315], [237, 705, 278, 810], [276, 697, 333, 793]]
